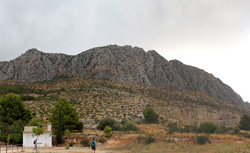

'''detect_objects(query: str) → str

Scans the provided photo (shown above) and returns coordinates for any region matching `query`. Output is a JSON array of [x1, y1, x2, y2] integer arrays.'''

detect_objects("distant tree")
[[0, 93, 32, 125], [143, 107, 159, 124], [199, 121, 218, 133], [49, 98, 80, 144], [239, 114, 250, 130]]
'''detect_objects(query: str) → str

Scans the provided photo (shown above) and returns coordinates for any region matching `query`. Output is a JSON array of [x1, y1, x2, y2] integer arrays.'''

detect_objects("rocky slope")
[[0, 77, 244, 127], [0, 45, 247, 109]]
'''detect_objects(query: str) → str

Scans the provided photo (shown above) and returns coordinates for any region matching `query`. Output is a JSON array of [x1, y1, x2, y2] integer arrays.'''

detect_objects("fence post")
[[5, 145, 7, 153]]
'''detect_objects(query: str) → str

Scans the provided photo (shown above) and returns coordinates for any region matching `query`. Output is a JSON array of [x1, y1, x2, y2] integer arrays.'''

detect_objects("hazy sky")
[[0, 0, 249, 102]]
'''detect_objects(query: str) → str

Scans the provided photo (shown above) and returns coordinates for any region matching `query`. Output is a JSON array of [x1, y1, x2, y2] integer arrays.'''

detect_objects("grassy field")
[[116, 142, 250, 153], [111, 131, 250, 153]]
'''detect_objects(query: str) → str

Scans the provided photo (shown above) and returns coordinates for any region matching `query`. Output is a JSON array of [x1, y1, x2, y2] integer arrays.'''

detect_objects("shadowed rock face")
[[0, 45, 247, 109]]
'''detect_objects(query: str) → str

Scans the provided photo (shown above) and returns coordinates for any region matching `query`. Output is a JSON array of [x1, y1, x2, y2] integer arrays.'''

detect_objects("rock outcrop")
[[0, 45, 247, 109]]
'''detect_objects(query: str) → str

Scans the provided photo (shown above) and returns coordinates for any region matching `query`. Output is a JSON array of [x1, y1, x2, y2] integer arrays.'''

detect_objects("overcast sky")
[[0, 0, 249, 102]]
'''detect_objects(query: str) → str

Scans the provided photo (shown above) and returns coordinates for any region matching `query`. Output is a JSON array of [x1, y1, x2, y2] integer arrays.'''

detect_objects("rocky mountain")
[[0, 45, 247, 109]]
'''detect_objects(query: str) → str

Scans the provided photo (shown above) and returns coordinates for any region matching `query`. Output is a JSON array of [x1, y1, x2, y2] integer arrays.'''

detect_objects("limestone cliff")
[[0, 45, 247, 110]]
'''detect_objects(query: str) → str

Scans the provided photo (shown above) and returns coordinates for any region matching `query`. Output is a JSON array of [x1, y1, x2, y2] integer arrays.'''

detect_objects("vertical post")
[[6, 145, 7, 153]]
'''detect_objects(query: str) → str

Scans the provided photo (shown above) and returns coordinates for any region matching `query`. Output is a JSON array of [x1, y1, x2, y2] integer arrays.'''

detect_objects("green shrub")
[[136, 135, 156, 145], [80, 138, 90, 147], [99, 137, 106, 144], [97, 117, 120, 131], [104, 126, 112, 134], [69, 143, 74, 147], [122, 121, 139, 131], [196, 135, 209, 145], [199, 121, 218, 133], [167, 123, 180, 134], [215, 127, 224, 134], [233, 127, 240, 135], [136, 136, 144, 143], [105, 133, 112, 138], [65, 144, 70, 149], [181, 125, 198, 133], [144, 135, 156, 145], [143, 107, 159, 124], [121, 119, 127, 125], [239, 114, 250, 130]]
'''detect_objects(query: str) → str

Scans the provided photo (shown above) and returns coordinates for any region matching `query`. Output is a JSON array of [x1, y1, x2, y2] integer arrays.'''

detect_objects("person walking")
[[91, 138, 96, 153], [33, 139, 37, 151]]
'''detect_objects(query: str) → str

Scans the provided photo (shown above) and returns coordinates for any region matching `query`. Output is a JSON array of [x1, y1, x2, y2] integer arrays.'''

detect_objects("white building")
[[23, 123, 52, 147]]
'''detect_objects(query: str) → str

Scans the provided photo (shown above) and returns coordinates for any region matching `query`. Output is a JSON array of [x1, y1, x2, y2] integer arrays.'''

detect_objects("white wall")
[[23, 133, 52, 147]]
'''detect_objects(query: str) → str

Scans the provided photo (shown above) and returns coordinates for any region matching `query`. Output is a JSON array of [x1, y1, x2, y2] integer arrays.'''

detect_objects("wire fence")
[[0, 144, 23, 153]]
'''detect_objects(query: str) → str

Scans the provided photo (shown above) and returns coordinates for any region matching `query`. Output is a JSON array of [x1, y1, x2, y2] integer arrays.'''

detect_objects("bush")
[[121, 119, 127, 125], [215, 127, 224, 134], [104, 126, 112, 134], [122, 121, 139, 131], [181, 125, 199, 133], [199, 121, 218, 133], [105, 133, 112, 138], [97, 117, 120, 131], [136, 135, 156, 145], [99, 137, 106, 144], [136, 136, 144, 144], [69, 143, 74, 147], [80, 138, 90, 147], [239, 114, 250, 130], [143, 107, 159, 124], [65, 144, 70, 149], [144, 135, 156, 145], [167, 123, 180, 134], [233, 127, 240, 135], [196, 135, 209, 145]]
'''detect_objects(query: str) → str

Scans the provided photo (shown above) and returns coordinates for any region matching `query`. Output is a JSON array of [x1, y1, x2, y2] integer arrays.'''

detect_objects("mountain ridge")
[[0, 45, 247, 109]]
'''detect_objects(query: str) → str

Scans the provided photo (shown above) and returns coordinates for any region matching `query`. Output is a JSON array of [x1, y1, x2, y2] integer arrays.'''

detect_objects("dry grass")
[[117, 142, 250, 153], [113, 132, 250, 153]]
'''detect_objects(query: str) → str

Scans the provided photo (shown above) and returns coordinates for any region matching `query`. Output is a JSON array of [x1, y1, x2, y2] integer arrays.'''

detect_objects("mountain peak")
[[0, 45, 246, 109], [25, 48, 42, 55]]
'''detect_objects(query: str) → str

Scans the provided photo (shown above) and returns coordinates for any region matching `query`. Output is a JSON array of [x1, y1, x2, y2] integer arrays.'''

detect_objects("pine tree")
[[0, 93, 32, 125], [49, 98, 80, 144], [143, 107, 159, 124]]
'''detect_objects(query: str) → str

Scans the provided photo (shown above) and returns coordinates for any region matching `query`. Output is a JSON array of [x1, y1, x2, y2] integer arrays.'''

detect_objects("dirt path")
[[17, 147, 115, 153]]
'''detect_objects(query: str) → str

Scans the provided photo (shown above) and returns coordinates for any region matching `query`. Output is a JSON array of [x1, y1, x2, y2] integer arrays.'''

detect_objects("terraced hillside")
[[0, 77, 247, 127]]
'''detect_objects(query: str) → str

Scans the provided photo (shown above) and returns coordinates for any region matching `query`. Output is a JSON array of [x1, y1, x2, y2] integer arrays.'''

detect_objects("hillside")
[[0, 77, 247, 127], [0, 45, 248, 110]]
